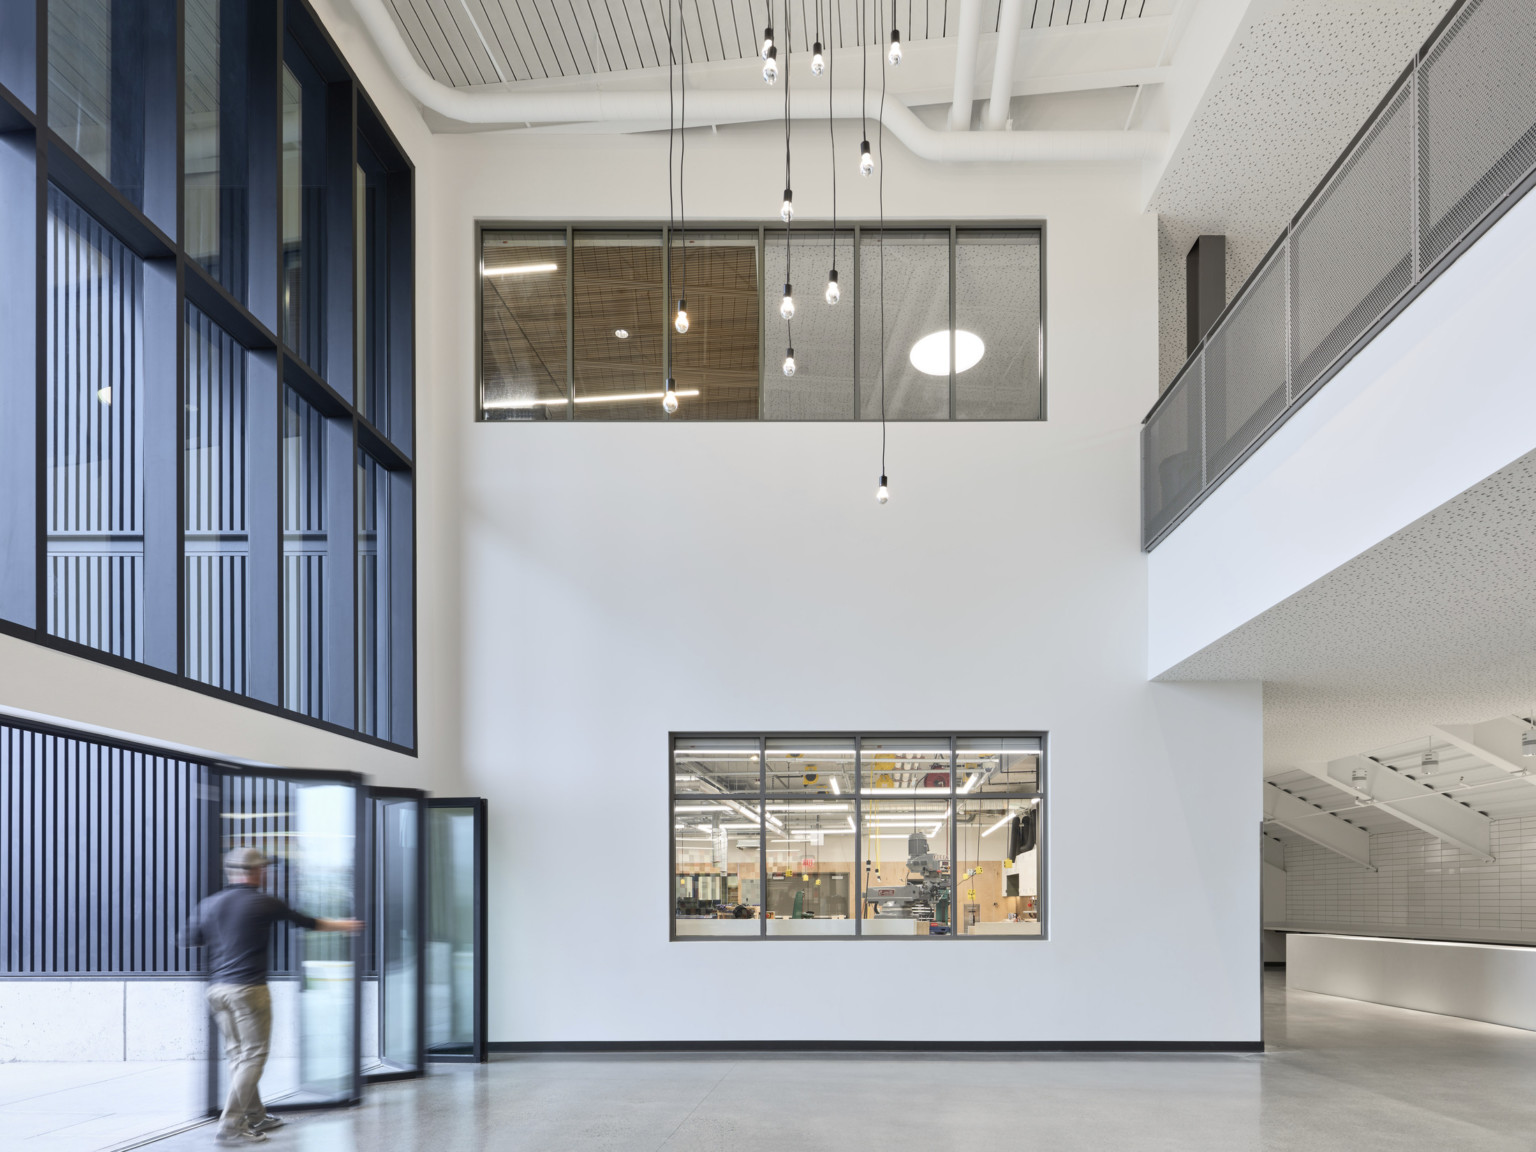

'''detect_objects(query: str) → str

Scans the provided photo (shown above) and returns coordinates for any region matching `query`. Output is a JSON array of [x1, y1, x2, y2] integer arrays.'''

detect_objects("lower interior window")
[[672, 734, 1044, 938]]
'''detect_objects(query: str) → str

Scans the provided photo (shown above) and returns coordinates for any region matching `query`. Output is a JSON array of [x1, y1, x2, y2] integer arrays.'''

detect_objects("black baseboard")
[[487, 1040, 1264, 1054]]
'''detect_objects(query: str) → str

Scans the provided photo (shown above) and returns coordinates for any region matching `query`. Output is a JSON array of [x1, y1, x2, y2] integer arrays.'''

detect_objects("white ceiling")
[[384, 0, 1172, 86], [1163, 446, 1536, 774], [1150, 0, 1455, 387]]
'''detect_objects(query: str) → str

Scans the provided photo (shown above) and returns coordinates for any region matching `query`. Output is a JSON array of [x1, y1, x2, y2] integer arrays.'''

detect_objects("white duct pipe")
[[946, 0, 984, 132], [984, 0, 1027, 131], [349, 0, 1164, 163]]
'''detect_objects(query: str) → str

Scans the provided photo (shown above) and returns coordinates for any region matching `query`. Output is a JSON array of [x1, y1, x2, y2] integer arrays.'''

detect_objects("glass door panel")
[[426, 800, 486, 1062], [364, 789, 425, 1079], [210, 770, 362, 1114]]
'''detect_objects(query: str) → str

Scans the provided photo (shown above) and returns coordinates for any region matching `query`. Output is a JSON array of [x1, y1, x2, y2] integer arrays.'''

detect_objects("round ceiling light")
[[909, 330, 984, 376], [614, 329, 629, 339]]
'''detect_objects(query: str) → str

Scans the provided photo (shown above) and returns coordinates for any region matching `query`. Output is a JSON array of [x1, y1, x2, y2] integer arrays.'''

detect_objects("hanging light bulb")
[[859, 140, 874, 177], [780, 188, 794, 223], [780, 283, 795, 320], [888, 28, 902, 66], [876, 475, 890, 504], [811, 41, 825, 75], [674, 299, 689, 334], [763, 46, 778, 84], [761, 26, 774, 59], [662, 377, 679, 414], [783, 347, 796, 377], [825, 269, 840, 305]]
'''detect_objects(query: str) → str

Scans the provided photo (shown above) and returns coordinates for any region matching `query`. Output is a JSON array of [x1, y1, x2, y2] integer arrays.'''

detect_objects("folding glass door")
[[362, 788, 426, 1080], [209, 768, 363, 1112], [425, 799, 487, 1062]]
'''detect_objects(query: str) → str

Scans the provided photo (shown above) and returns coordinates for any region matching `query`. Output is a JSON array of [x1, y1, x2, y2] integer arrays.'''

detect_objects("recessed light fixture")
[[909, 330, 984, 376], [483, 262, 557, 277], [614, 328, 629, 339], [96, 386, 112, 405]]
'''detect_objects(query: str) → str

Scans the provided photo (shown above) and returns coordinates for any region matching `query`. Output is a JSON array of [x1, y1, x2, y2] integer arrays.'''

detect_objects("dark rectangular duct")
[[1186, 234, 1226, 355]]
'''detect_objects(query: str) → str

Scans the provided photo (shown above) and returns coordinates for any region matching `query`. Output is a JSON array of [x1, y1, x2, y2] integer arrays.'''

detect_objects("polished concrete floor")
[[31, 972, 1536, 1151]]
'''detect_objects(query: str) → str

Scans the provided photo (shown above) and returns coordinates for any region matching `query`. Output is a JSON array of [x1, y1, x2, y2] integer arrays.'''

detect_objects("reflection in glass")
[[955, 232, 1041, 419], [295, 782, 357, 1102], [282, 387, 326, 718], [184, 0, 247, 297], [674, 738, 760, 795], [481, 231, 569, 418], [955, 738, 1041, 796], [667, 232, 760, 420], [427, 806, 478, 1054], [955, 798, 1041, 935], [366, 796, 419, 1073], [859, 231, 950, 420], [765, 801, 855, 935], [861, 797, 953, 935], [46, 189, 145, 660], [355, 146, 395, 432], [185, 308, 249, 693], [281, 54, 325, 372], [674, 805, 762, 936], [48, 0, 119, 193], [762, 230, 854, 419], [765, 739, 855, 796], [572, 231, 664, 420], [356, 452, 391, 739]]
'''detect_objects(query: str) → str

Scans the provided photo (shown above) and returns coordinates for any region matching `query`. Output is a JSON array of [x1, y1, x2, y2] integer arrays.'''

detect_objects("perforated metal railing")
[[1143, 0, 1536, 550]]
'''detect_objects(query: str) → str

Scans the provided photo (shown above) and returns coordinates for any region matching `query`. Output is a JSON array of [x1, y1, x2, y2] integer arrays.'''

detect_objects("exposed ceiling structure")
[[1149, 0, 1455, 386], [385, 0, 1172, 85], [1162, 446, 1536, 774]]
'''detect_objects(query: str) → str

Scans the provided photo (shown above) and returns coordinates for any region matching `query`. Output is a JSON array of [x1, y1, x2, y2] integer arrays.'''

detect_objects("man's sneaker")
[[214, 1128, 268, 1143], [250, 1115, 286, 1133]]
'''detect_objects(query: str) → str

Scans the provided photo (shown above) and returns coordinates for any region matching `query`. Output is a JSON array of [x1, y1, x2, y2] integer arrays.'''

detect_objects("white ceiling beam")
[[1432, 719, 1536, 791], [947, 0, 984, 131], [1263, 782, 1374, 870], [1299, 756, 1494, 864]]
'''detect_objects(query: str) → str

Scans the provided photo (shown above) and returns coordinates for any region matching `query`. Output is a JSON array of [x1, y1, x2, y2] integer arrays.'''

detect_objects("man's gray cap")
[[224, 846, 270, 871]]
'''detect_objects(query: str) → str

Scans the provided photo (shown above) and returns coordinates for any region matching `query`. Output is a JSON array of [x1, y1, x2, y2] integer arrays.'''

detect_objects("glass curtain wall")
[[672, 734, 1044, 938], [426, 801, 486, 1061], [480, 228, 1043, 422], [0, 0, 416, 749]]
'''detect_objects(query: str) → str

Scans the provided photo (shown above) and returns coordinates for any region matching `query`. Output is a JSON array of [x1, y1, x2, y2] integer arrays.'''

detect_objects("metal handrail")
[[1142, 0, 1536, 550]]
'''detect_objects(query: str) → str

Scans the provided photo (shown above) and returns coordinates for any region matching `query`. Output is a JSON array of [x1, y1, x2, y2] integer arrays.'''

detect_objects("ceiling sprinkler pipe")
[[984, 0, 1027, 131], [349, 0, 1165, 163], [946, 0, 983, 132]]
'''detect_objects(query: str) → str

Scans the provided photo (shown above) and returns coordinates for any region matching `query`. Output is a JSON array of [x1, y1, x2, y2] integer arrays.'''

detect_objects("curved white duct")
[[946, 0, 984, 132], [350, 0, 1164, 163], [984, 0, 1028, 131]]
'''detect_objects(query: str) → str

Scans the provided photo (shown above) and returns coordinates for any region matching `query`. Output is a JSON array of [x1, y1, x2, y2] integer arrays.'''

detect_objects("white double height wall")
[[430, 123, 1262, 1044], [1147, 182, 1536, 678]]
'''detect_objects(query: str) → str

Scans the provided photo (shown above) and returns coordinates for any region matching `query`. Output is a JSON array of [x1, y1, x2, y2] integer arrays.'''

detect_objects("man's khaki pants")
[[207, 984, 272, 1134]]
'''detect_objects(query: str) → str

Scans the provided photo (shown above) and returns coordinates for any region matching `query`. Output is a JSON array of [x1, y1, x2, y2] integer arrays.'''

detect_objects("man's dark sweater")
[[186, 884, 318, 985]]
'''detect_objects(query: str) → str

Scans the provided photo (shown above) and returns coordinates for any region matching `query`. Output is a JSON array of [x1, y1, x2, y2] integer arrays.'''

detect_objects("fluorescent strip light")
[[765, 803, 851, 812], [958, 774, 980, 794], [674, 751, 760, 759], [718, 823, 758, 830], [675, 804, 733, 811], [483, 262, 558, 276], [846, 817, 857, 832], [485, 388, 701, 412], [829, 778, 841, 795], [981, 815, 1012, 837], [859, 788, 950, 796]]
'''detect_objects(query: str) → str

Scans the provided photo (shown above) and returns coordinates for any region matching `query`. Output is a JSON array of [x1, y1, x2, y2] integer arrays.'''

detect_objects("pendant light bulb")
[[859, 140, 874, 177], [763, 47, 778, 84], [876, 475, 890, 504], [662, 378, 679, 414], [783, 347, 796, 377], [825, 269, 840, 305], [780, 283, 795, 320], [674, 299, 689, 334], [762, 27, 774, 60], [811, 42, 825, 75], [780, 188, 794, 223], [888, 29, 902, 66]]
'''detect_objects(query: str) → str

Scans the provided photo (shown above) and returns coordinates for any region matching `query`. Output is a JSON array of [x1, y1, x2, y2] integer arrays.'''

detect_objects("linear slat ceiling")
[[388, 0, 1165, 85]]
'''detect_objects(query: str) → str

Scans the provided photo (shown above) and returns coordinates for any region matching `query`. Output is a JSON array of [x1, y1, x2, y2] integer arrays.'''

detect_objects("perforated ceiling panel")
[[1150, 0, 1454, 389]]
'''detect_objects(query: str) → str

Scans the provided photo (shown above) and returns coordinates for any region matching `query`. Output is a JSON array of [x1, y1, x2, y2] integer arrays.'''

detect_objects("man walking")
[[186, 847, 362, 1144]]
